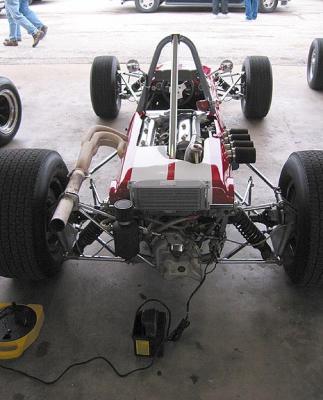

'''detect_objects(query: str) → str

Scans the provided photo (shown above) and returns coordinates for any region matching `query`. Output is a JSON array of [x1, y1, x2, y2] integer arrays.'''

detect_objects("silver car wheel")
[[262, 0, 276, 8], [139, 0, 156, 10], [309, 48, 317, 81], [0, 89, 19, 136]]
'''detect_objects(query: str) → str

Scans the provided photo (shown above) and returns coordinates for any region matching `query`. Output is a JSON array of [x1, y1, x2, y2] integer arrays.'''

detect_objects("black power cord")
[[0, 257, 217, 385]]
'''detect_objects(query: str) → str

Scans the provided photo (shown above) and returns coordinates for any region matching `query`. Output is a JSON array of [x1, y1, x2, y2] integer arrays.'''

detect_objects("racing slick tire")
[[0, 149, 68, 280], [90, 56, 121, 119], [279, 151, 323, 287], [0, 77, 22, 147], [241, 56, 273, 119], [258, 0, 278, 13], [307, 38, 323, 91], [135, 0, 160, 13]]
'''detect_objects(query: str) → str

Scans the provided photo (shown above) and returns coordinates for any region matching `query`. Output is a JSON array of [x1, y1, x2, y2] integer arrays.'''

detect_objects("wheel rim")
[[261, 0, 276, 9], [0, 89, 19, 136], [139, 0, 156, 10], [283, 182, 298, 268], [45, 178, 66, 261], [309, 48, 317, 81], [116, 71, 121, 109], [241, 65, 247, 108]]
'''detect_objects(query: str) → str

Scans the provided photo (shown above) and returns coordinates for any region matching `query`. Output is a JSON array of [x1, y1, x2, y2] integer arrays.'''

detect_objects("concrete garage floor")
[[1, 0, 323, 399]]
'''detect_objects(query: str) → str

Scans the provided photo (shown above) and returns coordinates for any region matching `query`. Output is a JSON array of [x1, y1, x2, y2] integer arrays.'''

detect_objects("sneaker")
[[32, 30, 45, 48], [3, 39, 18, 46], [40, 25, 48, 37]]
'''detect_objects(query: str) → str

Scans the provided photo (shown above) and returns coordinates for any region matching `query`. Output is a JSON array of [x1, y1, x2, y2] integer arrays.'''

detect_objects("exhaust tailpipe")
[[50, 125, 127, 232]]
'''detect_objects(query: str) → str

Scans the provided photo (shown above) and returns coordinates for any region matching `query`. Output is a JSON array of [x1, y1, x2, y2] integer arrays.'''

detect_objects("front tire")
[[307, 38, 323, 91], [279, 151, 323, 287], [135, 0, 160, 12], [0, 149, 68, 280], [258, 0, 278, 13], [0, 77, 22, 147], [90, 56, 121, 119], [241, 56, 273, 119]]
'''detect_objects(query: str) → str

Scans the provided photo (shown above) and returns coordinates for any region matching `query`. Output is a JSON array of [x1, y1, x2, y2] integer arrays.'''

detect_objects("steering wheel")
[[161, 80, 195, 107]]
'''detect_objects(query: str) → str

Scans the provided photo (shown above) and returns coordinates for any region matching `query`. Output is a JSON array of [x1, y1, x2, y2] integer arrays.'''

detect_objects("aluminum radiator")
[[129, 180, 209, 213]]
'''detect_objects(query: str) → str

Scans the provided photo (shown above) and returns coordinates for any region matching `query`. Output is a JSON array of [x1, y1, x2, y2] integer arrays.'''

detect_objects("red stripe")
[[167, 162, 175, 180], [211, 164, 220, 203]]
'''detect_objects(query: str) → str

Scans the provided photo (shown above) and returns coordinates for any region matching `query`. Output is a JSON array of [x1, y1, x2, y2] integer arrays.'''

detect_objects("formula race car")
[[0, 34, 323, 289], [0, 76, 21, 147], [307, 38, 323, 90]]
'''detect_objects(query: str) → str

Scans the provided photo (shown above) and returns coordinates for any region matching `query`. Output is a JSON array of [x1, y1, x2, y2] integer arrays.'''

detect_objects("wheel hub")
[[0, 89, 19, 136], [310, 49, 317, 81], [139, 0, 155, 10], [262, 0, 276, 8]]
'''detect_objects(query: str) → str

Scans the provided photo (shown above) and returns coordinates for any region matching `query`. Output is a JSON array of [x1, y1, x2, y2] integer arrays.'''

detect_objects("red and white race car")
[[0, 34, 323, 289]]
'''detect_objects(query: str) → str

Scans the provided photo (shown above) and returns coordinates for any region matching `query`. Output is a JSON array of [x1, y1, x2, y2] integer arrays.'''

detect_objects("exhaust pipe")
[[50, 125, 127, 232]]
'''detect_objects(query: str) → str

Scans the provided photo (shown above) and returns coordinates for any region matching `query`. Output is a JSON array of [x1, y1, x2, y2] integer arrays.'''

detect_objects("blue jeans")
[[5, 0, 38, 38], [213, 0, 228, 14], [6, 8, 20, 40], [12, 0, 44, 40], [245, 0, 259, 19]]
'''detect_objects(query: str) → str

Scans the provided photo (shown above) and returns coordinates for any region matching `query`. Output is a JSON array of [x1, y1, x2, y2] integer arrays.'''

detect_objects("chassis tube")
[[169, 35, 179, 159]]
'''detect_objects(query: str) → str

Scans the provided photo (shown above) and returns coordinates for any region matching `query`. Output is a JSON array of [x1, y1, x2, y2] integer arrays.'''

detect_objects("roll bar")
[[137, 34, 215, 159]]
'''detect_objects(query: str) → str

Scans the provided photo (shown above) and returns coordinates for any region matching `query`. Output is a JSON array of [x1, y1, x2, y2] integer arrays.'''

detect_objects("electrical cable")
[[0, 356, 154, 385], [0, 258, 217, 385]]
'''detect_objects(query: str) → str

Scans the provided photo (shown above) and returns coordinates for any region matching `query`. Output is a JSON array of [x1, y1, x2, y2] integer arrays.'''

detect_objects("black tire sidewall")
[[90, 56, 121, 119], [0, 77, 22, 146], [241, 56, 273, 119], [32, 151, 69, 277], [307, 38, 323, 90], [0, 149, 68, 280], [279, 153, 311, 284]]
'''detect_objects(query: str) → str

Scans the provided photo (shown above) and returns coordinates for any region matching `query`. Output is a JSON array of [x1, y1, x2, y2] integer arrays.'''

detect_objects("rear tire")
[[90, 56, 121, 119], [0, 77, 22, 147], [258, 0, 278, 13], [279, 151, 323, 287], [241, 56, 273, 119], [0, 149, 68, 280], [307, 38, 323, 91]]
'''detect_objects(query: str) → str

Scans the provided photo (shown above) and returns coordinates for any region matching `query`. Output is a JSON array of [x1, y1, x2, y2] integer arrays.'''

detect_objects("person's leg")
[[252, 0, 259, 19], [245, 0, 253, 19], [6, 7, 18, 40], [212, 0, 219, 14], [221, 0, 228, 14], [3, 7, 18, 45], [19, 0, 44, 29], [16, 23, 21, 41], [6, 0, 38, 36]]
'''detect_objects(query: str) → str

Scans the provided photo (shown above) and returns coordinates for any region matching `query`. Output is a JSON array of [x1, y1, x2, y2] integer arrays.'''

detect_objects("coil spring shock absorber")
[[232, 209, 273, 260], [74, 216, 105, 255]]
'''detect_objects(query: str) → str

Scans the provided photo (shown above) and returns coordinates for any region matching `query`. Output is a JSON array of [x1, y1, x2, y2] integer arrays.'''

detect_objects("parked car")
[[307, 38, 323, 91], [0, 0, 39, 11], [0, 77, 22, 146], [123, 0, 290, 13]]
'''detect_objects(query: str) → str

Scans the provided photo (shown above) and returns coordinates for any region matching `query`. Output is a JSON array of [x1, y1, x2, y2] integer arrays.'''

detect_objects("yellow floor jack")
[[0, 303, 44, 360]]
